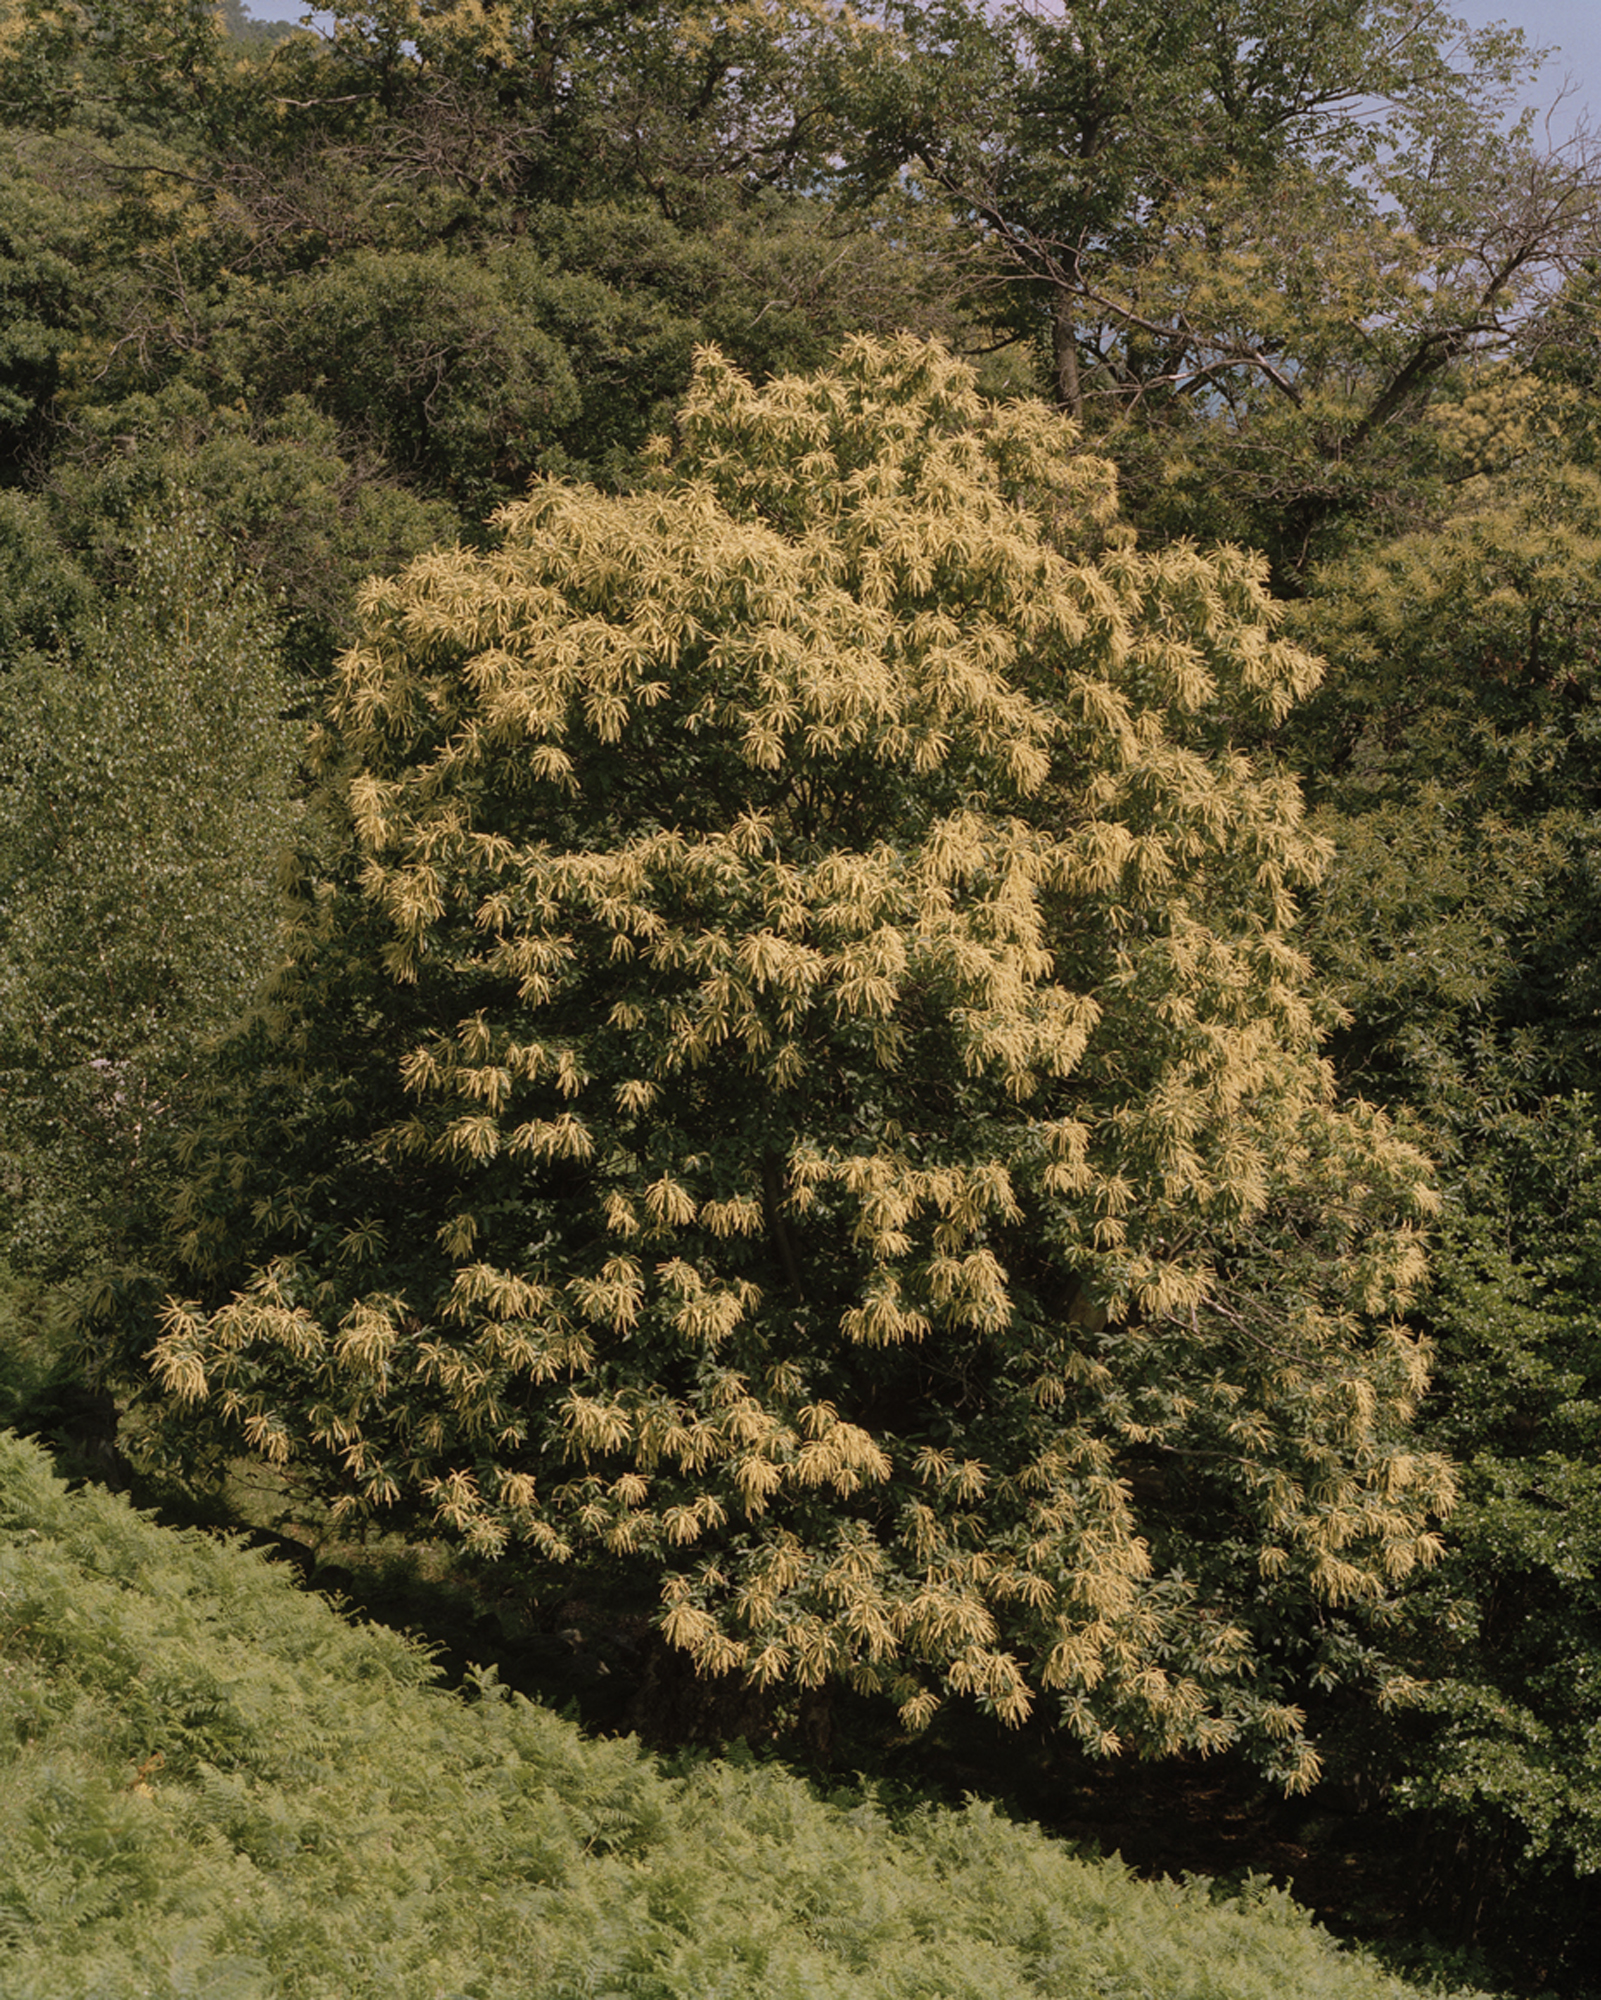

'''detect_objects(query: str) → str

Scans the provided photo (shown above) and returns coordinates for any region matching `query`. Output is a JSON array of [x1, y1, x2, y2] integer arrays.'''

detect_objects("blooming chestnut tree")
[[149, 338, 1450, 1786]]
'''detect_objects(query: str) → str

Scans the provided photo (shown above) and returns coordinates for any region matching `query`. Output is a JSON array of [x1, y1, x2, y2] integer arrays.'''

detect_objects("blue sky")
[[1458, 2, 1601, 126]]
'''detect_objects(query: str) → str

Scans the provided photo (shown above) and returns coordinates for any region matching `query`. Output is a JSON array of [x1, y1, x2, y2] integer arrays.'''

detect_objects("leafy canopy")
[[0, 507, 299, 1284], [844, 0, 1599, 576], [147, 338, 1450, 1785], [1282, 420, 1601, 1933]]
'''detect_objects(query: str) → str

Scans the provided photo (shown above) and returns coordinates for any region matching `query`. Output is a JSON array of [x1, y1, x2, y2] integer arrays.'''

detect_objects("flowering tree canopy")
[[147, 338, 1450, 1787]]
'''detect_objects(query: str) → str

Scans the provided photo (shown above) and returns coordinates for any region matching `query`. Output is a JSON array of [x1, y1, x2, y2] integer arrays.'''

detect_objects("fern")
[[0, 1436, 1495, 2000]]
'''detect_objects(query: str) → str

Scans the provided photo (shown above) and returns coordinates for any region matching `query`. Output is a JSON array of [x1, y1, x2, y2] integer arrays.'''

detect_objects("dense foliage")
[[2, 0, 1601, 1988], [0, 512, 298, 1280], [0, 1430, 1493, 2000], [1283, 423, 1601, 1963], [141, 337, 1448, 1788], [838, 0, 1601, 577]]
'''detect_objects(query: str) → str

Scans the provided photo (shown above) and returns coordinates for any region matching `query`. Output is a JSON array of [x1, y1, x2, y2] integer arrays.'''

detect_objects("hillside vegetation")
[[0, 1432, 1488, 2000], [6, 0, 1601, 1987]]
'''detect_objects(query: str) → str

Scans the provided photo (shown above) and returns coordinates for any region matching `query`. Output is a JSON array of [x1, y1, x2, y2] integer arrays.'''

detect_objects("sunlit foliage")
[[140, 338, 1451, 1787]]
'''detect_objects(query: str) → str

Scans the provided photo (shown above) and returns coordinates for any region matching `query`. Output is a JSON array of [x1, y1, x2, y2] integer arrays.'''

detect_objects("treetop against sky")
[[236, 0, 1601, 127]]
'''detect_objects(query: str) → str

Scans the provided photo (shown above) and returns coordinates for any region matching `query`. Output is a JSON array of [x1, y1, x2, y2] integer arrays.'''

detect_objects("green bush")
[[0, 1432, 1493, 2000]]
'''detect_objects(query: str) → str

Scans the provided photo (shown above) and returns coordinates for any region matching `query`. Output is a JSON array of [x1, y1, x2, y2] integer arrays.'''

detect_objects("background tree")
[[0, 0, 990, 679], [1276, 418, 1601, 1977], [843, 0, 1601, 581], [0, 508, 300, 1290]]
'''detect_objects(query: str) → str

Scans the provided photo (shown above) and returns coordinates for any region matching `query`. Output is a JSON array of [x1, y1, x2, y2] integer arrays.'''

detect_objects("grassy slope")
[[0, 1433, 1491, 2000]]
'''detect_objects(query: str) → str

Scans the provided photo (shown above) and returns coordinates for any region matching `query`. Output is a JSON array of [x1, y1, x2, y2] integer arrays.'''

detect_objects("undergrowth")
[[0, 1431, 1497, 2000]]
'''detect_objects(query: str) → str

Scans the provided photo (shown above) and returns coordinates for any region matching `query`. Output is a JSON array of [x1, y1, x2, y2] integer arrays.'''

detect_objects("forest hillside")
[[5, 0, 1601, 1991], [0, 1430, 1494, 2000]]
